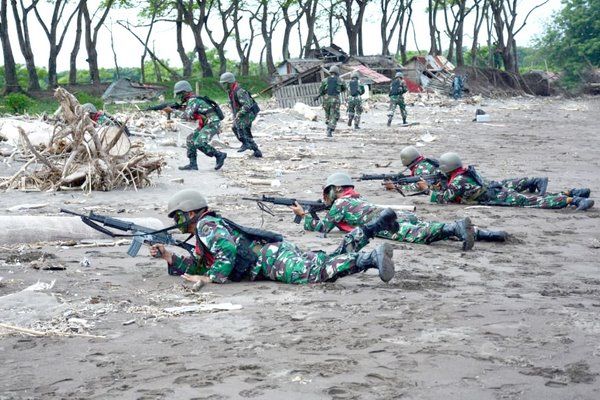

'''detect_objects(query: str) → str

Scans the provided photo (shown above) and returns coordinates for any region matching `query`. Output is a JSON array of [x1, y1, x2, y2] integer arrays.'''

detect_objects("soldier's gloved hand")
[[383, 181, 397, 191], [290, 201, 306, 218], [430, 182, 442, 191], [416, 180, 429, 191], [162, 106, 173, 114], [150, 244, 173, 263]]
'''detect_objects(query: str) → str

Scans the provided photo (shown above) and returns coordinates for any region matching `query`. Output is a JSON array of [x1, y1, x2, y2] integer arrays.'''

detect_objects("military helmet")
[[329, 66, 340, 75], [351, 71, 360, 79], [439, 152, 463, 174], [324, 172, 354, 190], [81, 103, 97, 113], [395, 71, 404, 78], [219, 72, 236, 84], [167, 189, 208, 217], [174, 80, 193, 96], [400, 146, 422, 167]]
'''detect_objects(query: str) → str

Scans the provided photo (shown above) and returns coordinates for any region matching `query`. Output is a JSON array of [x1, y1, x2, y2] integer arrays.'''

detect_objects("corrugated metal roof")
[[341, 64, 391, 84]]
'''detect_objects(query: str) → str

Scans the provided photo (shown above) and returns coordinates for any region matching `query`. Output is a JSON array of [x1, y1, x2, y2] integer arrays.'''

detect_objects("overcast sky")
[[9, 0, 562, 72]]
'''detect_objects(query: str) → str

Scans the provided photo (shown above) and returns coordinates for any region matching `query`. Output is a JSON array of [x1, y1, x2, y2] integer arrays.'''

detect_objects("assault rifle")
[[358, 172, 446, 196], [61, 209, 195, 261], [143, 102, 183, 120], [242, 196, 329, 223]]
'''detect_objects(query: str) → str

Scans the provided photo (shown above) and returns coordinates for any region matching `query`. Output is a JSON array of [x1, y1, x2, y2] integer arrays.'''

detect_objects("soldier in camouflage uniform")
[[150, 190, 399, 285], [316, 65, 347, 137], [82, 103, 130, 136], [346, 71, 365, 129], [387, 71, 408, 126], [289, 172, 496, 250], [168, 81, 227, 171], [431, 152, 595, 211], [220, 72, 263, 158]]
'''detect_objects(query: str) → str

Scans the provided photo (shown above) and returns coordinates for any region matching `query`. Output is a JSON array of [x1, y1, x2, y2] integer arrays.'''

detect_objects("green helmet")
[[439, 152, 463, 174], [174, 80, 193, 96], [400, 146, 421, 167], [82, 103, 97, 113], [395, 71, 404, 78], [167, 189, 208, 217], [351, 71, 359, 79], [324, 172, 354, 190], [219, 72, 236, 84], [329, 66, 340, 75]]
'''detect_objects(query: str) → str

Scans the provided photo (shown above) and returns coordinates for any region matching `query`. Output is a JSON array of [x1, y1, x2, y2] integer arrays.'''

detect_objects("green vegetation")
[[3, 93, 32, 114]]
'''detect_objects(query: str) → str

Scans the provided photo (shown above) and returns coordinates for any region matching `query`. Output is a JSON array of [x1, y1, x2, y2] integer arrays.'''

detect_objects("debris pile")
[[0, 88, 164, 192]]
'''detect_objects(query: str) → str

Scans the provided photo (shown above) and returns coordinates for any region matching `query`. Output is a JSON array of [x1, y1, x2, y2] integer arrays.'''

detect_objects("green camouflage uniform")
[[399, 158, 440, 193], [169, 214, 372, 284], [388, 78, 408, 122], [303, 192, 446, 245], [181, 96, 221, 158], [347, 78, 365, 127], [319, 76, 347, 130], [91, 112, 130, 135], [228, 84, 259, 144], [430, 168, 570, 208]]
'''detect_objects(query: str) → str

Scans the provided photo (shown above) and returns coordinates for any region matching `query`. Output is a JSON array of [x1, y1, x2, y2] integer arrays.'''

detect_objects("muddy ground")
[[1, 94, 599, 399]]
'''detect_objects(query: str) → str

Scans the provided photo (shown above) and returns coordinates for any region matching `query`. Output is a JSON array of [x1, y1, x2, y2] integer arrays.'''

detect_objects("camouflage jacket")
[[399, 158, 440, 192], [92, 112, 118, 126], [348, 79, 365, 97], [181, 95, 221, 127], [170, 214, 261, 283], [430, 168, 487, 204], [304, 189, 381, 234], [389, 79, 407, 97], [319, 76, 347, 97], [228, 84, 257, 120]]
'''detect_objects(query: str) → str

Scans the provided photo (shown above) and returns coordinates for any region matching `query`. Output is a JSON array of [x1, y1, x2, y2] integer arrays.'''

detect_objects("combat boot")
[[441, 218, 475, 251], [402, 118, 407, 125], [527, 177, 548, 195], [475, 228, 508, 242], [326, 128, 333, 137], [347, 116, 354, 127], [214, 151, 227, 170], [356, 243, 395, 282], [571, 197, 594, 211], [566, 188, 591, 198], [354, 117, 361, 129], [362, 208, 399, 239], [247, 140, 263, 158], [179, 156, 198, 171], [387, 116, 392, 127], [237, 141, 251, 153]]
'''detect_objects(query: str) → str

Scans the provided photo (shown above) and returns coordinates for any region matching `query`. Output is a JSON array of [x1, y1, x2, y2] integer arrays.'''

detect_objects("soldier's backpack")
[[197, 95, 225, 120]]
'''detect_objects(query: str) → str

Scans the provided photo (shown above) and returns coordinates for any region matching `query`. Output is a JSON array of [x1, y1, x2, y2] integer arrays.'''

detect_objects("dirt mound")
[[522, 70, 561, 96], [457, 66, 527, 97]]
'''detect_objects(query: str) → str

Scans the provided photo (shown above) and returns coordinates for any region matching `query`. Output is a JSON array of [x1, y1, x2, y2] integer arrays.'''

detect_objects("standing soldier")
[[316, 65, 347, 137], [82, 103, 130, 136], [347, 71, 365, 129], [169, 81, 227, 171], [219, 72, 262, 158], [387, 71, 408, 126]]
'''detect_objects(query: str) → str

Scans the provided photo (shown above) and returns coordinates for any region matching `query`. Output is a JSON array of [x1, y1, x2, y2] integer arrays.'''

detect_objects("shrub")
[[75, 92, 103, 110], [3, 93, 33, 114]]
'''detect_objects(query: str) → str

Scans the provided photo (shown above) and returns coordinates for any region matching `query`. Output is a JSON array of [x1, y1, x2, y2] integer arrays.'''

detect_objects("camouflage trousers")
[[387, 95, 407, 121], [482, 188, 569, 208], [186, 123, 220, 158], [251, 227, 370, 284], [232, 113, 258, 146], [323, 96, 341, 130], [378, 221, 445, 244], [347, 96, 363, 126]]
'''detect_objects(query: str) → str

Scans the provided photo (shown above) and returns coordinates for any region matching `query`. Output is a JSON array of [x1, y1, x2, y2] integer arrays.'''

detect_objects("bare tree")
[[232, 1, 259, 76], [205, 0, 235, 75], [489, 0, 550, 74], [108, 22, 120, 79], [69, 2, 83, 85], [10, 0, 40, 90], [441, 0, 476, 65], [280, 0, 304, 60], [80, 0, 117, 85], [0, 0, 20, 93], [298, 0, 319, 56], [177, 0, 213, 77], [380, 0, 402, 56], [338, 0, 369, 56], [395, 0, 413, 63], [257, 0, 281, 75], [470, 0, 488, 66], [33, 0, 79, 87], [175, 2, 192, 78], [427, 0, 442, 55]]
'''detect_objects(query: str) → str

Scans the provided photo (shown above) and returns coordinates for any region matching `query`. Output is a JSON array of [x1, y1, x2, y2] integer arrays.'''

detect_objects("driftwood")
[[0, 88, 164, 192]]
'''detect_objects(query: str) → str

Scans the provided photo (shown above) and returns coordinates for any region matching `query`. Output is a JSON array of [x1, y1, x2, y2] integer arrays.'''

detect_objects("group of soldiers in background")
[[316, 66, 410, 136]]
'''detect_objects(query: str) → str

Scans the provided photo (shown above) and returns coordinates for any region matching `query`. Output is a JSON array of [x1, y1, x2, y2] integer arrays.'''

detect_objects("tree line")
[[0, 0, 591, 94]]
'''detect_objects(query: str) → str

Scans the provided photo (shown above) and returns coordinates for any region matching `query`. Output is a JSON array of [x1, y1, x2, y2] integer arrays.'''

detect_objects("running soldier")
[[168, 81, 227, 171], [150, 190, 400, 285], [316, 66, 347, 137], [430, 152, 594, 211], [220, 72, 263, 158], [347, 71, 365, 129], [387, 71, 408, 126]]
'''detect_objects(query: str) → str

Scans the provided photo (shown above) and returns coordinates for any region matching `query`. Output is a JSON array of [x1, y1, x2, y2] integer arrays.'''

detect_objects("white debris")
[[163, 303, 243, 314], [6, 203, 49, 212], [292, 102, 319, 121], [23, 280, 56, 292]]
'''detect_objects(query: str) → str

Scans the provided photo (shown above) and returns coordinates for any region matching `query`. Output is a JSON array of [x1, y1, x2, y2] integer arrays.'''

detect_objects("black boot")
[[246, 139, 262, 158], [567, 188, 591, 198], [527, 177, 548, 195], [354, 116, 360, 129], [362, 208, 399, 239], [356, 243, 395, 282], [214, 151, 227, 170], [326, 128, 333, 137], [179, 156, 198, 171], [347, 115, 353, 127], [387, 116, 392, 127], [402, 118, 407, 125], [571, 197, 594, 211], [475, 228, 508, 242], [237, 141, 251, 153], [441, 218, 475, 251]]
